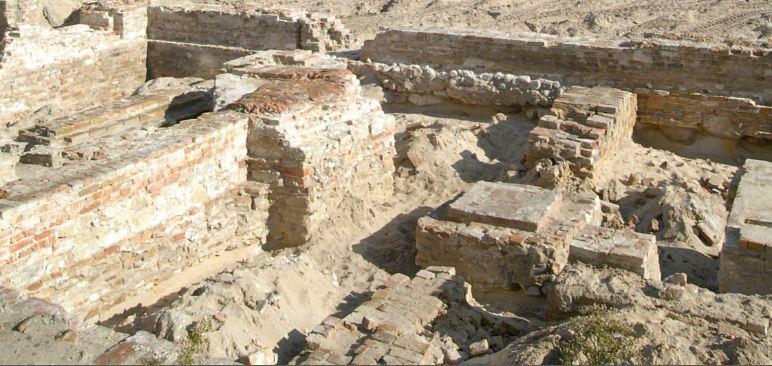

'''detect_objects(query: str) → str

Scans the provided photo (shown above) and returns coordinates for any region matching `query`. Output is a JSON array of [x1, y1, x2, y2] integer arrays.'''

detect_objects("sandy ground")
[[45, 1, 772, 44], [155, 0, 772, 43], [105, 105, 742, 361]]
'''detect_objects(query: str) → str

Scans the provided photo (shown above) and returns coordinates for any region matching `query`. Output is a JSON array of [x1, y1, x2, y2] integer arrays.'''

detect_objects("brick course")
[[0, 111, 259, 318]]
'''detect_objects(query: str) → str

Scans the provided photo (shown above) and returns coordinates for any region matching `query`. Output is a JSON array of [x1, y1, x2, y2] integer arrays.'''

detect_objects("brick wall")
[[0, 111, 259, 319], [637, 89, 772, 140], [525, 87, 637, 185], [0, 6, 147, 130], [363, 28, 770, 104], [147, 5, 354, 78], [225, 64, 396, 248]]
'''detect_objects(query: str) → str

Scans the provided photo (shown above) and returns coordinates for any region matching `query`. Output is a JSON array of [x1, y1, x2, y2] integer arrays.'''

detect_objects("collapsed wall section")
[[0, 4, 147, 134], [0, 111, 265, 319], [146, 6, 354, 79], [220, 54, 396, 248], [362, 28, 771, 141]]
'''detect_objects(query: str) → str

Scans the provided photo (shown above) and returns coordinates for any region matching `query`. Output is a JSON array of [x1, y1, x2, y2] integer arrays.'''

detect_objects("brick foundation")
[[718, 159, 772, 295], [0, 4, 147, 129], [221, 54, 396, 248], [0, 111, 263, 318], [146, 5, 354, 78], [525, 86, 637, 182]]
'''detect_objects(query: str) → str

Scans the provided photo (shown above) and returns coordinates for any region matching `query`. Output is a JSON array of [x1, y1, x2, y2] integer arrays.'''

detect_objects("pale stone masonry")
[[361, 27, 772, 143], [0, 3, 148, 128], [525, 86, 637, 181], [362, 27, 771, 104], [0, 111, 265, 319], [719, 159, 772, 295], [223, 55, 397, 249], [146, 5, 354, 78], [417, 182, 602, 291], [417, 181, 661, 291], [348, 61, 563, 107]]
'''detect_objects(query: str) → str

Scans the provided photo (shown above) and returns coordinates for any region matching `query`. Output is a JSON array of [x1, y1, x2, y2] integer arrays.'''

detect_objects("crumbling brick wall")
[[637, 89, 772, 141], [226, 63, 396, 249], [525, 86, 637, 185], [0, 4, 147, 132], [0, 111, 264, 319], [363, 28, 770, 103], [146, 6, 354, 79], [362, 28, 771, 142]]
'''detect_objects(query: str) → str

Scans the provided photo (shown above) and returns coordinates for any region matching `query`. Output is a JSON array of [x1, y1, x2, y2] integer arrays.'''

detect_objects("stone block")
[[719, 159, 772, 295], [570, 226, 661, 280], [447, 181, 561, 232]]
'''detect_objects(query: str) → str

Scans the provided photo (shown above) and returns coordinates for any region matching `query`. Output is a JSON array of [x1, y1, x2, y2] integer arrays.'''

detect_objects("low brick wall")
[[147, 5, 354, 78], [0, 5, 147, 131], [525, 86, 637, 185], [363, 28, 770, 103], [362, 28, 772, 142], [0, 111, 257, 318], [637, 89, 772, 141]]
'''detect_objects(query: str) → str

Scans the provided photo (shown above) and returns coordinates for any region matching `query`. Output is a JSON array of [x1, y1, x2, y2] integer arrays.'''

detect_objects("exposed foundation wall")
[[0, 111, 260, 319], [240, 81, 396, 248], [362, 28, 772, 142], [637, 89, 772, 141], [146, 6, 354, 79], [363, 28, 770, 103], [219, 57, 397, 248], [0, 5, 147, 134], [719, 159, 772, 295]]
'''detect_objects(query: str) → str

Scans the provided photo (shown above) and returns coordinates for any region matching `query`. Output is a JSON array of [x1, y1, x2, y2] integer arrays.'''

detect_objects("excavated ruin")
[[0, 1, 770, 365]]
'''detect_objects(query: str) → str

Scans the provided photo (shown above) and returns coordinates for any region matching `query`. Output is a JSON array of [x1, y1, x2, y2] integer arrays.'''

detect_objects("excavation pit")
[[0, 2, 770, 365]]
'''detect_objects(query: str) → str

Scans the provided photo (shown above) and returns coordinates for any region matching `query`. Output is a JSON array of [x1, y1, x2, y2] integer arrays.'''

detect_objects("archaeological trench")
[[0, 1, 771, 365]]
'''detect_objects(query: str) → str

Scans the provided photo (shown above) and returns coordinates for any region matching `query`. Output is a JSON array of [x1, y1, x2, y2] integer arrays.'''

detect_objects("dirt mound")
[[478, 263, 772, 365]]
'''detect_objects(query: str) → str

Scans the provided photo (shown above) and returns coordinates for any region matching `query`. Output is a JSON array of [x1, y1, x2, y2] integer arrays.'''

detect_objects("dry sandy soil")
[[47, 0, 772, 44], [257, 0, 772, 42]]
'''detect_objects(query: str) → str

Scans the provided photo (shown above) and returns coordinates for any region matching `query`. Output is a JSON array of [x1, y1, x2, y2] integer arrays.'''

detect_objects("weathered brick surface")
[[0, 111, 258, 318], [146, 5, 354, 78], [363, 28, 771, 104], [292, 268, 461, 365], [637, 88, 772, 140], [719, 159, 772, 295], [417, 182, 601, 290], [525, 86, 637, 181], [224, 57, 396, 248], [17, 86, 211, 148], [570, 226, 661, 280], [447, 182, 562, 232], [0, 6, 147, 129]]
